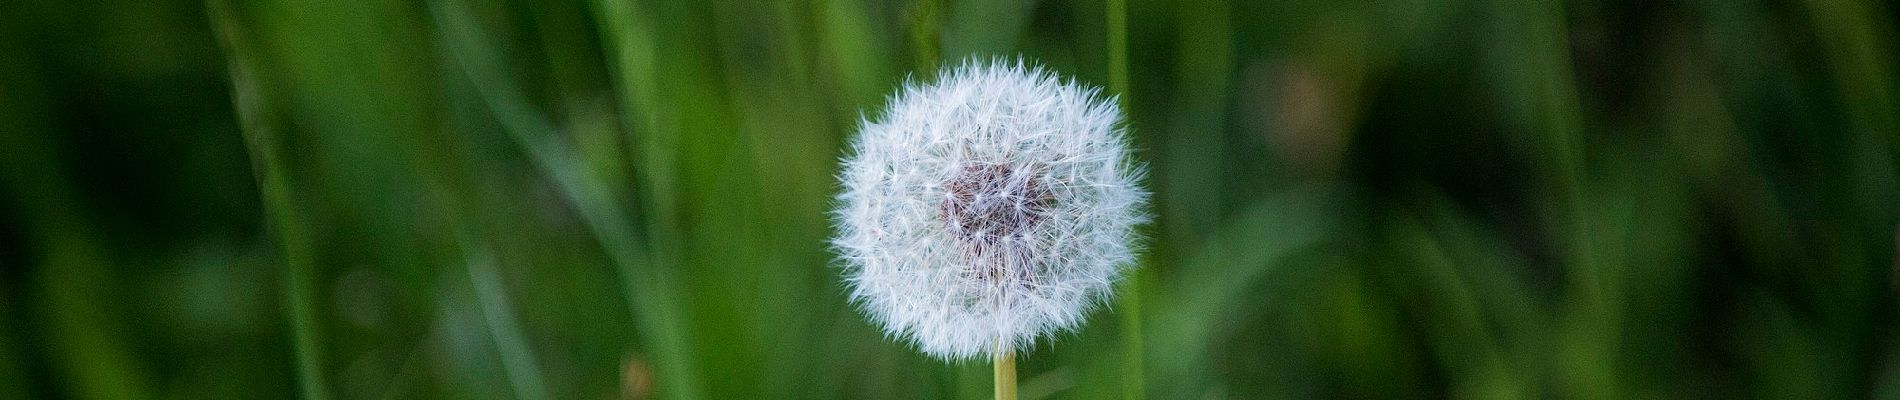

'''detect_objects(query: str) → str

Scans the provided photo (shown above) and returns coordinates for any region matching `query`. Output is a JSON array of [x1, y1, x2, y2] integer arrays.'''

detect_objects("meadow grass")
[[0, 0, 1896, 398]]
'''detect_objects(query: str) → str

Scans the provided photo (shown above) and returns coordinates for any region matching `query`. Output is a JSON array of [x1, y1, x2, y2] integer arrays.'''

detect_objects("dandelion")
[[832, 58, 1148, 398]]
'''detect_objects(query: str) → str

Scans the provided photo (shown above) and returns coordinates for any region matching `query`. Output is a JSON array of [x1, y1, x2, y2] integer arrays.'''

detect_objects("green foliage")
[[1, 0, 1897, 398]]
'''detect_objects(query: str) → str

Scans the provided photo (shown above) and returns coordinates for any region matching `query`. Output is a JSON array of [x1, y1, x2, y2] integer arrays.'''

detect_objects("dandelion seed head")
[[832, 58, 1149, 360]]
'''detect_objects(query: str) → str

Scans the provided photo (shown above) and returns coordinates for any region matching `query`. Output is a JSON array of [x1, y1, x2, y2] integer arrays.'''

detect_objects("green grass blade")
[[207, 1, 329, 399], [427, 1, 702, 398], [459, 235, 552, 400], [1105, 0, 1143, 398]]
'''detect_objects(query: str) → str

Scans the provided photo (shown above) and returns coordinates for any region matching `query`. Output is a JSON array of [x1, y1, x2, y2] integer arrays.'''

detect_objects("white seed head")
[[832, 58, 1149, 360]]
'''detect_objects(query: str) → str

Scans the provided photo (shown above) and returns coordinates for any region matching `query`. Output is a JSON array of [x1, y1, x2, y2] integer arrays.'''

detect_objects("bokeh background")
[[3, 0, 1899, 398]]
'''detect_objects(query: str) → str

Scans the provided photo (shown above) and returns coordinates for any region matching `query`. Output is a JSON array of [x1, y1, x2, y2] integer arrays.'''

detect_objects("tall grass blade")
[[426, 1, 702, 398], [208, 1, 329, 399]]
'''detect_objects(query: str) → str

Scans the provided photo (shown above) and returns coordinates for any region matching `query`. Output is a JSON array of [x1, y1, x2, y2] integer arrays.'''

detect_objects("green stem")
[[433, 1, 702, 398], [1107, 0, 1129, 103], [912, 0, 940, 70], [209, 2, 329, 398], [457, 229, 551, 400], [1107, 0, 1144, 398], [994, 350, 1017, 400]]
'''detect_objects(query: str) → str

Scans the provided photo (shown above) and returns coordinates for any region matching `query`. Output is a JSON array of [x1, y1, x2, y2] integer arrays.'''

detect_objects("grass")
[[1, 0, 1898, 398], [209, 2, 330, 398]]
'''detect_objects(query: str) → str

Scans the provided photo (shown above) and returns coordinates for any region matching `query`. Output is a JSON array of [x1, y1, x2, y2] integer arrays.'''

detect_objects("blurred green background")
[[2, 0, 1899, 398]]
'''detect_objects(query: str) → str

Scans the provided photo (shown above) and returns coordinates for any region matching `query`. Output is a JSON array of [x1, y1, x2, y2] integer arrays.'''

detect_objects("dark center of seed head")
[[941, 163, 1052, 288]]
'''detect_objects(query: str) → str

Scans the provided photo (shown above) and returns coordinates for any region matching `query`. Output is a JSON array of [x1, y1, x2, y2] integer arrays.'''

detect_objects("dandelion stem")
[[994, 350, 1016, 400]]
